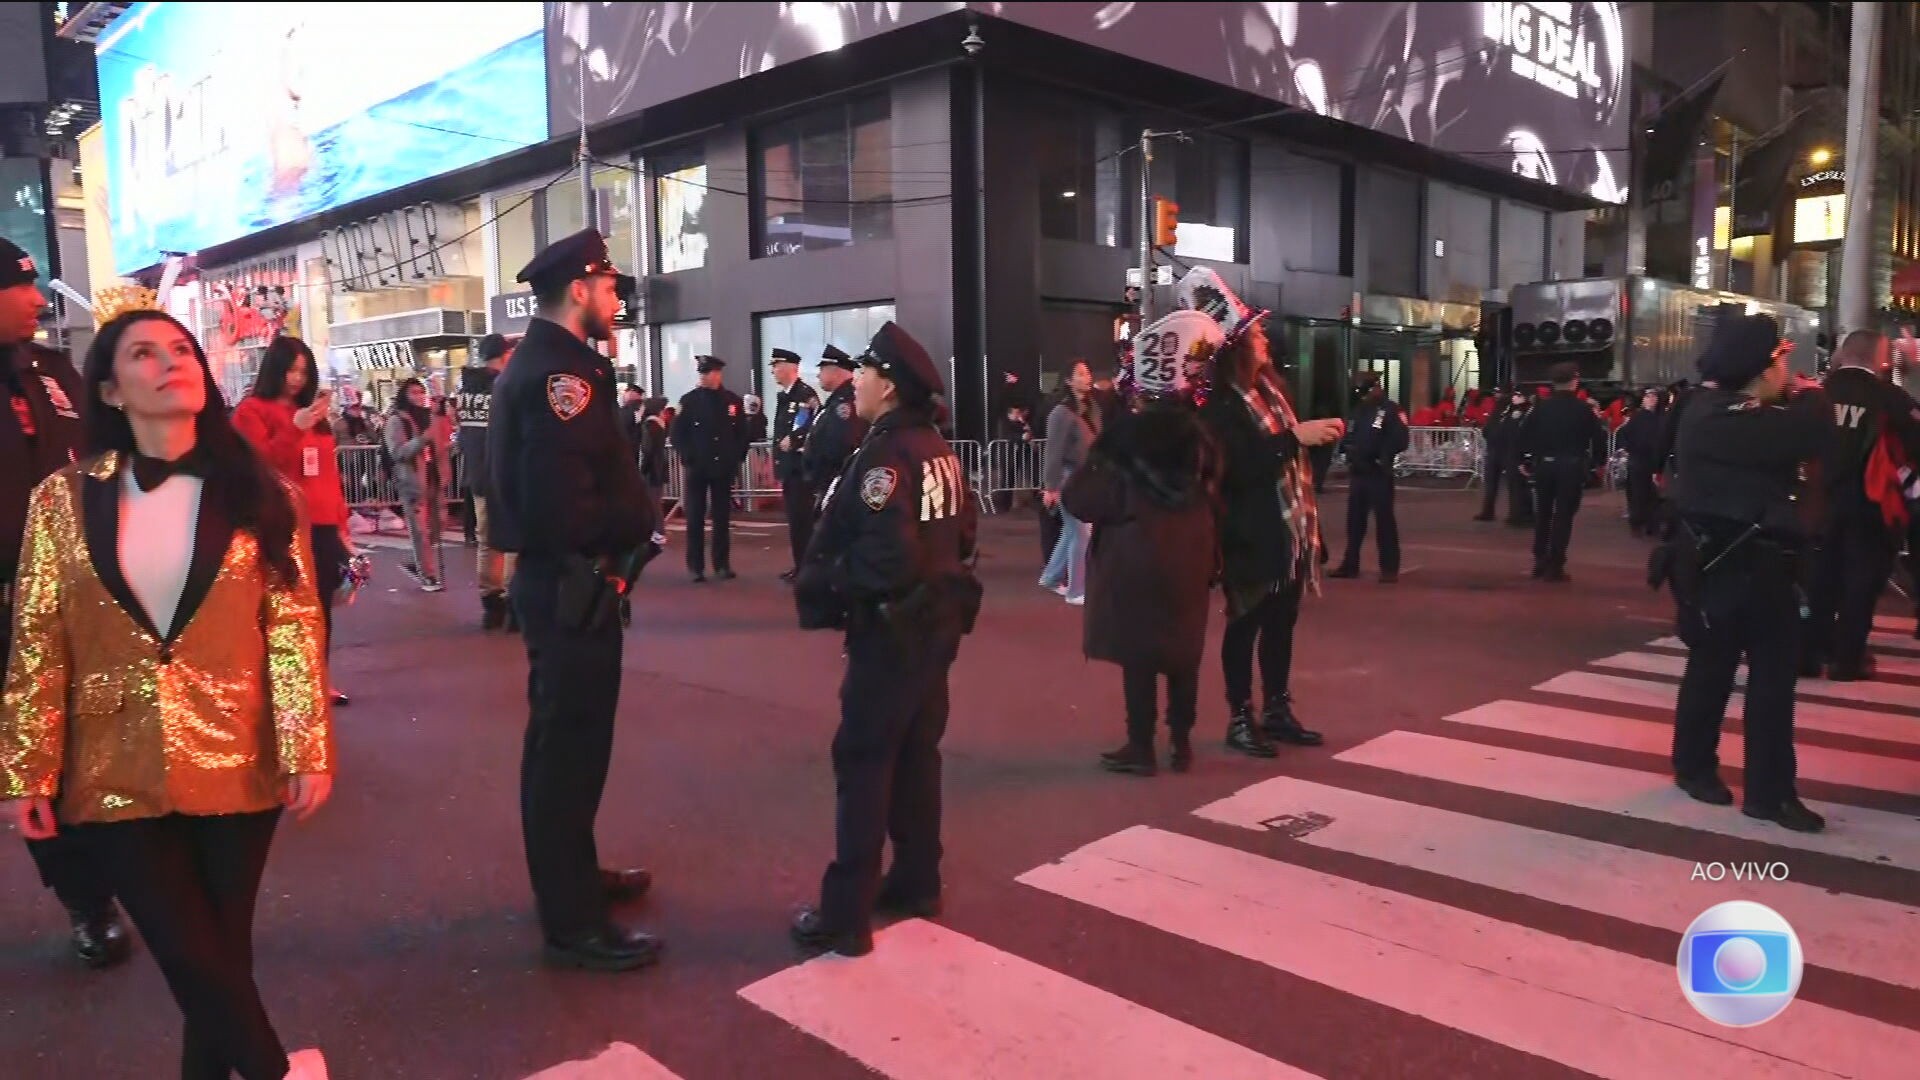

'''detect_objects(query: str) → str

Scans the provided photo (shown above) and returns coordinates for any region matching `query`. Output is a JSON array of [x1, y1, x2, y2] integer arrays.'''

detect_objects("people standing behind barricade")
[[233, 336, 358, 705], [1040, 361, 1101, 606], [1329, 371, 1408, 584], [1517, 362, 1605, 583], [1064, 309, 1221, 777], [459, 334, 515, 631], [994, 402, 1036, 512], [1191, 269, 1345, 758], [1475, 388, 1531, 524], [384, 377, 450, 593], [618, 384, 646, 452], [770, 349, 820, 582], [1659, 313, 1830, 834], [1615, 387, 1666, 538], [673, 355, 748, 583]]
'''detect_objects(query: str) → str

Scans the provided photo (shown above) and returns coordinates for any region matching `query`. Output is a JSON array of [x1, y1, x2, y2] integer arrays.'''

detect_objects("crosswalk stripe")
[[737, 918, 1318, 1080], [1874, 614, 1913, 633], [1444, 699, 1920, 795], [1335, 730, 1920, 871], [1191, 777, 1920, 991], [1640, 641, 1920, 681], [1593, 651, 1920, 711], [1536, 670, 1920, 747], [1019, 826, 1920, 1079], [1659, 631, 1920, 659], [523, 1043, 684, 1079]]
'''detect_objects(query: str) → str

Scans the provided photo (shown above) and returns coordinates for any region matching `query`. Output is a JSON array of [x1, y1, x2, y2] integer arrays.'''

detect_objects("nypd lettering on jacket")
[[456, 391, 492, 428], [845, 452, 965, 521]]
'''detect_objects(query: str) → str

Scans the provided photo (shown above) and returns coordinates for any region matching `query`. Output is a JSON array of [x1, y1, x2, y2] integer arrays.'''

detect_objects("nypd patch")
[[860, 467, 897, 511], [546, 374, 592, 420]]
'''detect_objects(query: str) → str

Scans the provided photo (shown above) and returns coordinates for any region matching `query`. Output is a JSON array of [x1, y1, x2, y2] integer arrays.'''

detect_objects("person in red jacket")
[[232, 336, 356, 706]]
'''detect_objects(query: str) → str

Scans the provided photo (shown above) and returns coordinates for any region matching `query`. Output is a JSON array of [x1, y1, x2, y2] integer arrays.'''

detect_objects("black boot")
[[70, 902, 131, 969], [1225, 704, 1278, 758], [1261, 694, 1324, 746], [481, 594, 507, 631], [1168, 731, 1193, 773], [1099, 741, 1157, 776]]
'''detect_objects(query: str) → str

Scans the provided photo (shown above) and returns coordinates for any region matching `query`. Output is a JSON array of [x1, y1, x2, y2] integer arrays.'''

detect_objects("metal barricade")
[[338, 445, 396, 510], [1393, 426, 1483, 486], [982, 438, 1046, 514]]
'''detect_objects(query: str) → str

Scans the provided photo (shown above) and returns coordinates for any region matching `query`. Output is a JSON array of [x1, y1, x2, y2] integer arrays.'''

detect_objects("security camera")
[[961, 24, 983, 56]]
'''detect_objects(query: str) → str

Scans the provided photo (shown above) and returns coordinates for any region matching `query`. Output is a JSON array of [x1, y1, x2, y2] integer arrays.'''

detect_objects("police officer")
[[1518, 362, 1606, 582], [1475, 388, 1532, 525], [802, 344, 868, 504], [770, 347, 820, 580], [459, 332, 516, 630], [0, 236, 130, 968], [790, 322, 981, 957], [487, 229, 661, 971], [1329, 372, 1408, 583], [672, 355, 747, 582], [1666, 314, 1830, 833]]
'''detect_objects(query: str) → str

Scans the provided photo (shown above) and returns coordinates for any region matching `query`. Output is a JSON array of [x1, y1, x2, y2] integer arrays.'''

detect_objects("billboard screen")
[[0, 159, 53, 282], [973, 2, 1629, 203], [97, 2, 548, 274]]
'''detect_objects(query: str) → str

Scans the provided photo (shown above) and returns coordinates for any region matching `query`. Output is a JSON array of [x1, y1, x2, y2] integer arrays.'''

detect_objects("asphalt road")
[[3, 482, 1916, 1079]]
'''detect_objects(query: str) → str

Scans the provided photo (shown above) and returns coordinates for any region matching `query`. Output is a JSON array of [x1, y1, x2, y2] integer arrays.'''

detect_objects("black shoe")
[[1543, 569, 1572, 584], [542, 926, 664, 972], [715, 568, 738, 582], [690, 572, 708, 584], [1225, 705, 1278, 758], [1327, 566, 1359, 580], [1675, 773, 1733, 806], [1798, 654, 1826, 679], [1379, 571, 1399, 584], [1743, 798, 1825, 833], [1826, 659, 1875, 682], [70, 903, 131, 970], [790, 906, 873, 957], [1473, 512, 1494, 522], [1099, 741, 1157, 776], [505, 608, 520, 634], [875, 886, 943, 920], [780, 568, 799, 583], [1168, 733, 1193, 773], [1262, 695, 1324, 746], [601, 867, 653, 902], [481, 594, 507, 631]]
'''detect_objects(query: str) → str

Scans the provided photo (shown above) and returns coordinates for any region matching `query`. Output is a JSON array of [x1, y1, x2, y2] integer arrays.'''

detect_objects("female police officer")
[[790, 322, 980, 956]]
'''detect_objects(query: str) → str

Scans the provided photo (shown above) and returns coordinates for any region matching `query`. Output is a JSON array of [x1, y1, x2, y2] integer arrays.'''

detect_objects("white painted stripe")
[[1020, 827, 1920, 1080], [1642, 641, 1920, 680], [523, 1043, 683, 1079], [1193, 777, 1920, 991], [739, 919, 1316, 1080], [1874, 614, 1914, 633], [1594, 651, 1920, 712], [1536, 670, 1920, 747], [1335, 731, 1920, 872], [1444, 699, 1920, 795], [1661, 631, 1920, 660]]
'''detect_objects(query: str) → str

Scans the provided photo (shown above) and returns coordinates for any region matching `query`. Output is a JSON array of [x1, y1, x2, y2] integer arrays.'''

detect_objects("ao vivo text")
[[1692, 861, 1790, 882]]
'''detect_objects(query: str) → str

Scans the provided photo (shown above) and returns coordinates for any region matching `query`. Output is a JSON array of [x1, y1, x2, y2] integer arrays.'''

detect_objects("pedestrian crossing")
[[532, 630, 1920, 1078]]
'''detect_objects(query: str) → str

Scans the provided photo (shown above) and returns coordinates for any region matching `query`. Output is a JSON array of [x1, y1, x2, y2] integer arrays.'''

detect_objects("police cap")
[[0, 237, 39, 289], [515, 228, 628, 293], [695, 354, 726, 374], [770, 348, 801, 367], [821, 344, 856, 371], [857, 321, 944, 399]]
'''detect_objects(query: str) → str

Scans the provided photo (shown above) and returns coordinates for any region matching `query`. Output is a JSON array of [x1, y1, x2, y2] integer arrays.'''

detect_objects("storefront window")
[[495, 191, 536, 289], [755, 95, 893, 258], [756, 303, 896, 397], [548, 166, 636, 275], [655, 148, 709, 273], [1034, 96, 1125, 247], [656, 319, 712, 404]]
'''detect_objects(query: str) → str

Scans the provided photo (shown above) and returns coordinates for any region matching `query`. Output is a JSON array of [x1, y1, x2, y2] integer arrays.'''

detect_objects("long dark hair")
[[84, 312, 300, 584], [390, 376, 431, 431], [252, 335, 319, 407]]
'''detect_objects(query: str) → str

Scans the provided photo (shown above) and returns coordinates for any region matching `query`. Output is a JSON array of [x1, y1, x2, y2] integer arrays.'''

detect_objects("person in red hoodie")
[[233, 336, 356, 707]]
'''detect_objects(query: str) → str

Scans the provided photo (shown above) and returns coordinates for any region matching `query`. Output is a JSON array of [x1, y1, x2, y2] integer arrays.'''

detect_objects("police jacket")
[[455, 365, 499, 499], [2, 342, 87, 582], [1340, 399, 1408, 475], [772, 379, 819, 481], [1519, 391, 1605, 466], [1484, 403, 1527, 455], [1821, 366, 1920, 510], [486, 318, 655, 558], [802, 381, 867, 485], [671, 385, 748, 480], [1672, 387, 1830, 541]]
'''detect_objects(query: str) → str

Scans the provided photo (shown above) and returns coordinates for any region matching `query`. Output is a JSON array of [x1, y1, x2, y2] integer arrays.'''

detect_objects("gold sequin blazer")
[[1, 452, 334, 824]]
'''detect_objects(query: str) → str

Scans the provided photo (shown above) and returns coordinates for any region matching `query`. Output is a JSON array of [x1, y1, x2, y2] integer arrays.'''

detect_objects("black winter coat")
[[1200, 380, 1303, 599], [1061, 406, 1219, 674]]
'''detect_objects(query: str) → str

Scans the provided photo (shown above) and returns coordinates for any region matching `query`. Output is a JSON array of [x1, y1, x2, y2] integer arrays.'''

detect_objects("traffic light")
[[1152, 197, 1179, 248]]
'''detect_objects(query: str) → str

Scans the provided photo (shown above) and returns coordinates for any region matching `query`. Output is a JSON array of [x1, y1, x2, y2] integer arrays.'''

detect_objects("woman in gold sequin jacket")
[[1, 311, 335, 1080]]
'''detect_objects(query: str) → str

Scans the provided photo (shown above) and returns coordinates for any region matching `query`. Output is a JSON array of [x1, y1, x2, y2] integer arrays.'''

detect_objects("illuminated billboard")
[[97, 3, 548, 273], [1794, 194, 1845, 245]]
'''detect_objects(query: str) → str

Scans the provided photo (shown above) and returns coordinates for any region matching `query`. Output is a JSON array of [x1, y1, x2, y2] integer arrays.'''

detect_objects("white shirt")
[[119, 469, 203, 640]]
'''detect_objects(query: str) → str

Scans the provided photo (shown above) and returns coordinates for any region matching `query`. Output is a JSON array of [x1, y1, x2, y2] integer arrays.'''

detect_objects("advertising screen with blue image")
[[97, 2, 547, 274]]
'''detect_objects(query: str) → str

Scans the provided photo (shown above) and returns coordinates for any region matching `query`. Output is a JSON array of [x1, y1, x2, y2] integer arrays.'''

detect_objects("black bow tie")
[[130, 450, 206, 493]]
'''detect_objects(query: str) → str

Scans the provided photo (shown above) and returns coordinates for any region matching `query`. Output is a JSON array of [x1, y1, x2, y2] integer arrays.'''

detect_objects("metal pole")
[[1723, 132, 1739, 290], [578, 62, 596, 232], [974, 62, 990, 442], [1838, 0, 1882, 335], [1138, 129, 1155, 325]]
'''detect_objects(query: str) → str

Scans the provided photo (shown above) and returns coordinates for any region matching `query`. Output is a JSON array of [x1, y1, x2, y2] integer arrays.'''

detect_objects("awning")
[[336, 341, 418, 372]]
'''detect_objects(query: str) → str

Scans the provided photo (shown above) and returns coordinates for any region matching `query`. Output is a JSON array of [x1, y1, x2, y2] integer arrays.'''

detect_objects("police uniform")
[[671, 356, 747, 581], [770, 348, 821, 574], [1329, 375, 1408, 581], [802, 345, 868, 496], [459, 333, 515, 629], [790, 322, 981, 957], [0, 235, 127, 966], [486, 229, 661, 969], [1518, 368, 1606, 581]]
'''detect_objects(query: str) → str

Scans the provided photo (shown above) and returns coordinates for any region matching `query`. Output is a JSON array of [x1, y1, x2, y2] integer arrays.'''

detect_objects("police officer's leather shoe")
[[1099, 742, 1157, 776], [601, 867, 653, 902], [715, 568, 738, 582], [1742, 798, 1825, 833], [1262, 696, 1323, 746], [690, 572, 708, 584], [481, 595, 507, 631], [70, 903, 131, 969], [875, 886, 942, 920], [790, 906, 873, 956], [1327, 566, 1359, 580], [1675, 773, 1733, 806], [542, 926, 663, 972], [1826, 658, 1876, 682], [1168, 732, 1193, 773]]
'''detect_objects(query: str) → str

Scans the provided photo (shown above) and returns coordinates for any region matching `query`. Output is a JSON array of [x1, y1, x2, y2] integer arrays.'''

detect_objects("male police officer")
[[487, 229, 661, 971], [802, 344, 867, 502], [1329, 371, 1408, 583], [672, 355, 747, 582], [0, 236, 129, 968], [1518, 362, 1606, 582], [770, 348, 820, 580], [459, 332, 516, 630], [791, 322, 980, 957]]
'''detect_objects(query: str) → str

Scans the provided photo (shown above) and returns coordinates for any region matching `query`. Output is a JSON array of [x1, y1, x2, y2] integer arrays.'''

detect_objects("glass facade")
[[755, 96, 893, 258], [755, 303, 897, 397], [548, 167, 637, 277], [656, 319, 713, 404], [655, 148, 709, 273]]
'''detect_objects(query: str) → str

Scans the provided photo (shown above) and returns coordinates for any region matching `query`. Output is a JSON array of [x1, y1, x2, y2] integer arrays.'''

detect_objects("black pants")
[[1672, 549, 1802, 809], [75, 811, 287, 1080], [781, 472, 816, 569], [1122, 664, 1199, 746], [310, 525, 346, 660], [819, 619, 962, 931], [1810, 507, 1895, 672], [682, 473, 734, 575], [511, 556, 623, 941], [1478, 451, 1511, 517], [1625, 462, 1659, 533], [1221, 580, 1303, 708], [1531, 458, 1586, 574], [1338, 471, 1399, 573]]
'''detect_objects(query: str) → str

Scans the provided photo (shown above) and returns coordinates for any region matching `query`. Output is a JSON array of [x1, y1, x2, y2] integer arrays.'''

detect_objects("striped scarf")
[[1239, 369, 1322, 595]]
